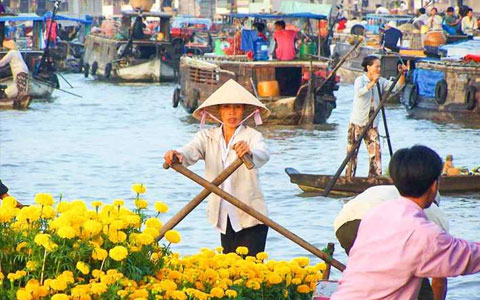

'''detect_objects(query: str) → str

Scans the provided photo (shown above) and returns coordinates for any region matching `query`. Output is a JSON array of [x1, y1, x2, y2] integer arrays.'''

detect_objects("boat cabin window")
[[275, 67, 302, 96]]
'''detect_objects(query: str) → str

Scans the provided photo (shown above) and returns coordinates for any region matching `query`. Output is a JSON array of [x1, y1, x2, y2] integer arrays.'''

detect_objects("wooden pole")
[[376, 82, 393, 157], [322, 72, 403, 197], [156, 155, 254, 241], [166, 160, 346, 271]]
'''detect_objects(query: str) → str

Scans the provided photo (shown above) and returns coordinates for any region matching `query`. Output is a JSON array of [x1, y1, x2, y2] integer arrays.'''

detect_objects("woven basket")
[[130, 0, 153, 12]]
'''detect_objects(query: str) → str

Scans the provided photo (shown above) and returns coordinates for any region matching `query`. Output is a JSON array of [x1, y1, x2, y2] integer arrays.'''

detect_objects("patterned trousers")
[[345, 122, 382, 178]]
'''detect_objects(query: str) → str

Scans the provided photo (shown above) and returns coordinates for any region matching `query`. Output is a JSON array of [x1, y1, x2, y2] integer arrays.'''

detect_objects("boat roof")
[[43, 11, 93, 24], [0, 13, 44, 22], [172, 17, 212, 27], [225, 12, 327, 20], [366, 13, 415, 21], [121, 10, 172, 18]]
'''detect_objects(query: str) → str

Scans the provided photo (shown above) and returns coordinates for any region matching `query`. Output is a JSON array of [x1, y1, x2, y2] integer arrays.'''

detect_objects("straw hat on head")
[[193, 79, 270, 126], [386, 21, 397, 28], [3, 40, 17, 50]]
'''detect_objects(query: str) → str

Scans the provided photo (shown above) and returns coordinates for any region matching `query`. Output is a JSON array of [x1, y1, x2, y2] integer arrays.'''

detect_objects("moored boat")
[[285, 168, 480, 195], [83, 10, 181, 82], [0, 72, 32, 109]]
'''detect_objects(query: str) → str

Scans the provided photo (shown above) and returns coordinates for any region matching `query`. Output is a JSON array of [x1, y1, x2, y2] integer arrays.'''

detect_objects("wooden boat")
[[285, 168, 480, 196], [0, 73, 33, 109], [83, 10, 180, 82]]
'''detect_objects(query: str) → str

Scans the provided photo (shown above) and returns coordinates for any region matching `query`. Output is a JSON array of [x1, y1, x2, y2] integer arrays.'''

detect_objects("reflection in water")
[[0, 76, 479, 299]]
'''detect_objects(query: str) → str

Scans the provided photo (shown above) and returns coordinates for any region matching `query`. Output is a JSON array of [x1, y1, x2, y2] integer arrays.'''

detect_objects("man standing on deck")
[[331, 145, 480, 300], [334, 185, 449, 300], [273, 21, 297, 61]]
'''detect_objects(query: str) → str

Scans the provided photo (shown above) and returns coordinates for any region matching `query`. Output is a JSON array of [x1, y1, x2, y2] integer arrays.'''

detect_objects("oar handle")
[[163, 153, 255, 170]]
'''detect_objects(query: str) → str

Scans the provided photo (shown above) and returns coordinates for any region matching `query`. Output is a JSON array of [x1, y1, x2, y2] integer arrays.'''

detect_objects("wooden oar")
[[322, 72, 403, 197], [166, 159, 346, 271], [376, 82, 393, 157], [156, 154, 254, 241], [298, 40, 362, 124]]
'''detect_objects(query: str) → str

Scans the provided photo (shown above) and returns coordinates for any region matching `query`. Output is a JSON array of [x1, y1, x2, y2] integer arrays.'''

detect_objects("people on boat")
[[461, 8, 478, 37], [425, 7, 443, 31], [6, 21, 17, 39], [442, 154, 462, 176], [273, 20, 297, 61], [375, 4, 390, 15], [163, 79, 271, 256], [413, 8, 428, 27], [45, 18, 58, 47], [331, 145, 480, 299], [345, 55, 406, 179], [380, 21, 402, 52], [0, 40, 29, 99], [443, 6, 461, 35], [334, 185, 449, 300], [132, 16, 149, 39]]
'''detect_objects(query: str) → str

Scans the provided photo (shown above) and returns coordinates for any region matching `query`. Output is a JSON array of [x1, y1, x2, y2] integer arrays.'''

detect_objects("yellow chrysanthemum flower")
[[57, 226, 76, 239], [76, 261, 90, 275], [2, 196, 17, 208], [145, 218, 162, 230], [34, 193, 54, 206], [109, 246, 128, 261], [134, 199, 148, 209], [165, 230, 181, 244], [225, 289, 238, 298], [92, 247, 108, 261], [113, 199, 124, 207], [91, 201, 103, 208], [132, 183, 147, 194], [154, 201, 169, 213], [51, 294, 69, 300], [235, 246, 249, 256], [16, 290, 32, 300], [210, 287, 224, 298], [296, 284, 310, 293]]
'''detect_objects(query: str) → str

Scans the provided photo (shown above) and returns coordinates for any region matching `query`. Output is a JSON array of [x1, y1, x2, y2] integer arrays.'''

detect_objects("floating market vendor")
[[442, 154, 462, 176], [0, 40, 29, 99], [443, 7, 461, 35], [332, 145, 480, 300], [334, 185, 449, 299], [461, 8, 478, 37], [164, 79, 271, 256], [273, 20, 297, 61], [345, 55, 406, 179], [425, 7, 443, 31], [380, 21, 403, 52]]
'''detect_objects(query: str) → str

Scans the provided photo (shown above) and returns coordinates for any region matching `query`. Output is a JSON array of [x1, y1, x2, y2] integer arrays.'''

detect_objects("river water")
[[1, 74, 479, 298]]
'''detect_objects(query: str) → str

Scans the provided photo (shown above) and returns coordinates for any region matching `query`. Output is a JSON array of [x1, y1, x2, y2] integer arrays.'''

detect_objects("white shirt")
[[334, 185, 449, 233], [426, 15, 443, 31], [414, 14, 428, 25], [0, 50, 29, 80], [462, 16, 478, 36], [216, 125, 243, 234], [376, 7, 390, 14], [350, 74, 403, 127]]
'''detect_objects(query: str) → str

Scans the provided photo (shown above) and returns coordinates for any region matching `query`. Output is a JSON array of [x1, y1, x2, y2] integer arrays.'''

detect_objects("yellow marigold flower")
[[225, 289, 237, 298], [92, 269, 105, 278], [235, 246, 249, 256], [51, 293, 70, 300], [145, 218, 162, 229], [266, 273, 282, 285], [16, 290, 32, 300], [256, 252, 268, 261], [291, 278, 302, 285], [2, 196, 17, 208], [16, 241, 28, 252], [92, 247, 108, 261], [170, 290, 187, 300], [0, 272, 4, 280], [41, 205, 55, 219], [154, 201, 169, 213], [56, 202, 70, 213], [26, 261, 38, 271], [57, 226, 76, 239], [113, 199, 124, 207], [165, 230, 181, 244], [76, 261, 90, 275], [293, 257, 310, 267], [132, 183, 147, 194], [109, 246, 128, 261], [50, 278, 68, 291], [17, 206, 41, 223], [136, 232, 154, 246], [34, 233, 50, 246], [134, 199, 148, 209], [296, 284, 310, 294], [91, 201, 103, 208], [108, 230, 127, 243], [91, 282, 108, 295], [34, 193, 54, 206], [210, 287, 224, 298], [83, 220, 102, 235]]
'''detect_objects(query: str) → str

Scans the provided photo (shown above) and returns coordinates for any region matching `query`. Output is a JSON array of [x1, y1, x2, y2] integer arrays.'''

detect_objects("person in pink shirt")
[[273, 21, 297, 61], [331, 145, 480, 300]]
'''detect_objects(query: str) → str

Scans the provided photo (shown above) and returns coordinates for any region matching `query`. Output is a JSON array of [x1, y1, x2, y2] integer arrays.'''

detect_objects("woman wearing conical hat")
[[164, 79, 271, 256], [0, 40, 29, 98]]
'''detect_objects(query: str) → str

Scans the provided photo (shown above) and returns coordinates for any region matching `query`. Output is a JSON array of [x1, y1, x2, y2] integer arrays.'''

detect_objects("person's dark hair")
[[431, 7, 438, 13], [274, 20, 286, 29], [376, 4, 381, 8], [389, 145, 443, 198], [361, 55, 379, 72], [446, 7, 454, 13], [419, 8, 426, 14], [467, 8, 473, 13], [253, 22, 265, 33]]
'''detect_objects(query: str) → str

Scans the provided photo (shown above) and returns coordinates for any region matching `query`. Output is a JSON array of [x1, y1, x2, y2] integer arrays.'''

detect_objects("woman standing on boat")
[[345, 55, 406, 179], [0, 40, 29, 99], [164, 79, 271, 256]]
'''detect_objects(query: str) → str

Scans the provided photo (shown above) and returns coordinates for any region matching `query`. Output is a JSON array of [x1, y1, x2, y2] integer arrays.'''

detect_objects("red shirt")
[[273, 29, 296, 61]]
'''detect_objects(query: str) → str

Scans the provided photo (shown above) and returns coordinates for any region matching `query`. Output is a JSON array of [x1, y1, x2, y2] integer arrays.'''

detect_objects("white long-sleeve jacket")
[[178, 125, 270, 230]]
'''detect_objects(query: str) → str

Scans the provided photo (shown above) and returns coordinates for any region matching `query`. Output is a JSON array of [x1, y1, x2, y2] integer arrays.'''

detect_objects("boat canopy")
[[171, 17, 213, 29], [121, 10, 173, 19], [226, 12, 327, 20], [43, 11, 93, 24], [0, 13, 44, 22]]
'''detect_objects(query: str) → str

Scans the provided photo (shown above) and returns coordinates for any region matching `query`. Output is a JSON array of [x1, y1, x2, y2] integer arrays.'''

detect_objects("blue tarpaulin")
[[413, 68, 444, 98], [0, 14, 44, 22], [227, 13, 327, 20], [43, 12, 93, 24]]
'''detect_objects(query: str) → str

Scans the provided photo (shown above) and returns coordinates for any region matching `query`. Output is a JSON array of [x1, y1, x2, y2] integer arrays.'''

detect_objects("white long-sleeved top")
[[462, 16, 478, 36], [350, 74, 403, 127], [0, 50, 29, 98], [178, 125, 270, 231]]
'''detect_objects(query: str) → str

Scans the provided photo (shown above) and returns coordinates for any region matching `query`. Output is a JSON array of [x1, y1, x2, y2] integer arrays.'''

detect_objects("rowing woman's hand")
[[164, 150, 183, 165], [233, 141, 250, 158]]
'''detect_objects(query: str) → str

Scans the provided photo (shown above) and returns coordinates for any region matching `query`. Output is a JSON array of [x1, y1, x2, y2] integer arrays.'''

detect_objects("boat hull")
[[285, 168, 480, 195]]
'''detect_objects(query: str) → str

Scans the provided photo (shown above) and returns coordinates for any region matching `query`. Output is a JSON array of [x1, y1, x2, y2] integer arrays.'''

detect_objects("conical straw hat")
[[193, 79, 270, 124], [3, 40, 17, 50]]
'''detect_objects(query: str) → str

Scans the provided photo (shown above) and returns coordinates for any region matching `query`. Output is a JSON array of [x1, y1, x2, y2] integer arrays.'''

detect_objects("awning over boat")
[[43, 12, 93, 24], [0, 14, 44, 22], [226, 12, 327, 20]]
